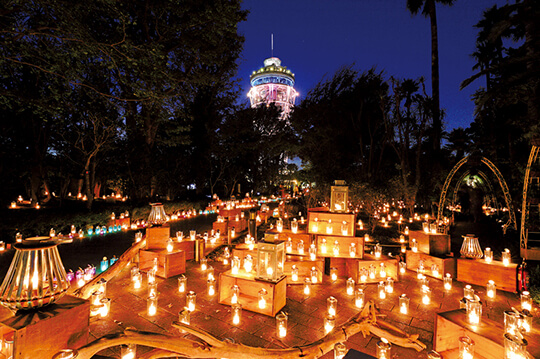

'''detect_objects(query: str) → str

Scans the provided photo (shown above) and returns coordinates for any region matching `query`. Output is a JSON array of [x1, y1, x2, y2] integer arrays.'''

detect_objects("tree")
[[406, 0, 456, 154]]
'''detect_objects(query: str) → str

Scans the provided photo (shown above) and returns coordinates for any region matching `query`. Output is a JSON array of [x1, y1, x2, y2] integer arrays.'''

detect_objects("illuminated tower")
[[247, 57, 298, 118]]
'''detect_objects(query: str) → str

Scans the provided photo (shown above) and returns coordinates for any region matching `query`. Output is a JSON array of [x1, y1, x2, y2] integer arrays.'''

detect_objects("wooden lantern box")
[[346, 254, 398, 284], [409, 230, 451, 256], [145, 225, 171, 250], [0, 295, 89, 359], [434, 309, 540, 359], [405, 250, 456, 280], [229, 218, 247, 232], [212, 220, 228, 234], [218, 207, 241, 219], [307, 211, 356, 236], [173, 240, 196, 260], [218, 270, 286, 317], [457, 258, 517, 292], [140, 249, 186, 278], [232, 245, 257, 260], [315, 235, 364, 259], [283, 256, 324, 285], [327, 257, 353, 277], [275, 232, 312, 257]]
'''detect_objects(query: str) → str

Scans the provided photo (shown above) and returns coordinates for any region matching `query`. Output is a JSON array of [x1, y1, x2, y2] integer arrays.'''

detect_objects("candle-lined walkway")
[[86, 250, 537, 358]]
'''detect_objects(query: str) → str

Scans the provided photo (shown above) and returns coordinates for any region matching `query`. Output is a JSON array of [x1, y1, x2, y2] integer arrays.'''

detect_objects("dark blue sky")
[[237, 0, 509, 131]]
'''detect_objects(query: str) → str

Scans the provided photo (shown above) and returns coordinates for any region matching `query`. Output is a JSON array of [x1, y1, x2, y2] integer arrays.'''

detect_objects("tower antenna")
[[271, 33, 273, 57]]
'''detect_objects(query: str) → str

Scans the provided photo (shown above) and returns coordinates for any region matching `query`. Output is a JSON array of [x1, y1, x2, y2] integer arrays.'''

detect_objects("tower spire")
[[271, 33, 273, 57]]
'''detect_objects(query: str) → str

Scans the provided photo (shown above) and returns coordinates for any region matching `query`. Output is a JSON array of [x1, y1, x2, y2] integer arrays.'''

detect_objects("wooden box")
[[174, 240, 196, 260], [146, 225, 171, 250], [434, 309, 540, 359], [316, 235, 364, 259], [457, 258, 517, 292], [229, 218, 247, 232], [409, 230, 451, 256], [346, 255, 398, 284], [0, 295, 89, 359], [140, 249, 186, 278], [328, 257, 350, 277], [212, 220, 228, 234], [307, 211, 356, 236], [277, 232, 312, 257], [406, 250, 456, 280], [232, 245, 257, 260], [283, 257, 324, 285], [218, 270, 286, 317], [218, 207, 241, 218]]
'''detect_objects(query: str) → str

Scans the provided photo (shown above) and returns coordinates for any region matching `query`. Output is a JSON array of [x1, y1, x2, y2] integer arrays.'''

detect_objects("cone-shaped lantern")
[[148, 203, 167, 226], [0, 237, 70, 311]]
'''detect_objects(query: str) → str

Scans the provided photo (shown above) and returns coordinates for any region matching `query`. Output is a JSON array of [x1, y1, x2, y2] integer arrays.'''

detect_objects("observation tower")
[[247, 57, 298, 118]]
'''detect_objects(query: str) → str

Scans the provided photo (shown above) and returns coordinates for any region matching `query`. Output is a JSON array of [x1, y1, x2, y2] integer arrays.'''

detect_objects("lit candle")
[[304, 278, 311, 295], [431, 264, 439, 278], [346, 277, 355, 296], [133, 272, 141, 289], [291, 265, 299, 282], [100, 298, 111, 318], [504, 332, 527, 359], [200, 257, 207, 271], [231, 285, 239, 304], [399, 261, 406, 275], [321, 238, 327, 254], [459, 336, 475, 359], [374, 243, 382, 258], [266, 266, 274, 277], [377, 338, 391, 359], [330, 267, 338, 282], [443, 273, 452, 291], [244, 255, 253, 273], [148, 282, 158, 297], [231, 256, 240, 275], [349, 242, 356, 257], [378, 282, 386, 299], [385, 277, 394, 293], [521, 291, 532, 311], [464, 285, 474, 300], [379, 263, 387, 278], [166, 238, 173, 253], [311, 218, 319, 232], [411, 239, 418, 253], [486, 280, 496, 299], [334, 342, 347, 359], [186, 291, 196, 312], [369, 264, 376, 279], [309, 244, 317, 261], [324, 315, 335, 334], [355, 288, 365, 308], [519, 311, 532, 333], [309, 266, 318, 284], [504, 310, 519, 335], [297, 240, 304, 254], [276, 312, 288, 338], [291, 219, 298, 234], [333, 240, 340, 256], [326, 219, 333, 234], [207, 278, 215, 296], [341, 221, 348, 236], [258, 289, 267, 309], [147, 295, 157, 316], [484, 247, 493, 263], [327, 296, 337, 317], [399, 294, 409, 314], [360, 268, 368, 282], [502, 248, 511, 266], [422, 286, 431, 305], [232, 303, 242, 325], [207, 266, 214, 281], [466, 299, 481, 325]]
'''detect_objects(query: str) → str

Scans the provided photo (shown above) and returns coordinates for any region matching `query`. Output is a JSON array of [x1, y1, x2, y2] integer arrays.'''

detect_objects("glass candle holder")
[[364, 233, 370, 242], [147, 295, 158, 316], [486, 280, 496, 299], [326, 220, 333, 234], [133, 272, 142, 290], [190, 230, 196, 240], [207, 266, 214, 281], [379, 263, 387, 278], [484, 247, 493, 263], [286, 238, 292, 253], [290, 264, 299, 282], [207, 278, 216, 296], [521, 291, 532, 311], [276, 312, 288, 338], [148, 282, 158, 297], [121, 344, 136, 359], [166, 238, 174, 253], [312, 219, 319, 233], [360, 267, 369, 282], [330, 267, 338, 282], [399, 294, 410, 314], [131, 266, 139, 281], [399, 261, 407, 275], [304, 278, 311, 295], [309, 244, 317, 260], [444, 273, 452, 291], [291, 219, 298, 234], [355, 288, 365, 308], [346, 277, 355, 295], [200, 257, 207, 271], [374, 243, 382, 258], [244, 255, 253, 273], [376, 338, 391, 359], [466, 299, 481, 326], [231, 285, 240, 304], [519, 310, 532, 333], [258, 288, 267, 309], [427, 350, 442, 359], [341, 221, 348, 236], [333, 240, 340, 256], [334, 342, 347, 359], [411, 239, 418, 253], [297, 240, 304, 254], [324, 315, 335, 334], [186, 291, 196, 312], [504, 333, 528, 359], [176, 275, 187, 294], [321, 238, 327, 254], [179, 308, 190, 325], [147, 270, 156, 285], [369, 264, 376, 279], [311, 267, 318, 284], [385, 277, 394, 293], [231, 256, 240, 275], [176, 231, 183, 242], [349, 243, 356, 257], [327, 296, 338, 317], [378, 282, 386, 300], [135, 231, 143, 242], [91, 291, 104, 307], [459, 336, 475, 359], [422, 222, 429, 233], [422, 286, 431, 305], [401, 243, 406, 253], [464, 285, 474, 300], [502, 248, 511, 266], [231, 303, 242, 325], [99, 298, 111, 318], [504, 310, 520, 335], [431, 264, 440, 278]]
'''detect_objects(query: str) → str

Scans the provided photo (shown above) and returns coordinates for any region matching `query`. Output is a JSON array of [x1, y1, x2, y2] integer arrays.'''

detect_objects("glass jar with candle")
[[304, 278, 311, 295], [502, 248, 511, 266], [486, 280, 496, 299], [147, 295, 158, 316], [379, 263, 387, 278], [207, 278, 216, 296], [286, 238, 292, 253], [459, 336, 474, 359], [399, 261, 407, 275], [121, 344, 136, 359], [291, 265, 299, 282], [334, 342, 347, 359], [276, 312, 288, 338], [411, 239, 418, 252], [324, 315, 335, 334], [504, 333, 527, 359], [466, 299, 481, 325], [377, 338, 391, 359], [333, 240, 340, 256], [369, 264, 376, 279], [521, 291, 532, 311], [190, 230, 196, 240], [484, 247, 493, 263], [443, 273, 452, 291], [291, 219, 298, 234], [427, 350, 442, 359], [320, 238, 327, 254], [297, 240, 304, 254], [385, 277, 394, 293], [355, 288, 365, 308], [374, 243, 382, 258], [100, 298, 111, 318], [378, 282, 386, 300], [207, 266, 214, 281], [148, 282, 158, 297], [258, 289, 267, 309], [309, 243, 317, 260], [504, 310, 520, 335], [360, 267, 369, 282], [330, 267, 338, 282], [176, 231, 183, 242], [179, 308, 190, 325], [431, 264, 440, 278], [422, 286, 431, 305], [349, 242, 356, 257], [231, 256, 240, 275], [346, 277, 355, 295], [327, 296, 337, 317], [463, 285, 474, 300], [132, 272, 142, 289], [310, 267, 318, 284], [231, 303, 242, 325], [399, 294, 409, 314], [341, 221, 348, 236], [186, 291, 196, 312], [244, 255, 253, 273], [177, 275, 187, 293], [519, 310, 532, 333], [200, 257, 207, 271]]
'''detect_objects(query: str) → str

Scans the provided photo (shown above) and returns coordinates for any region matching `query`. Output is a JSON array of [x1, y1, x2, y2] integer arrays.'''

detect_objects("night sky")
[[237, 0, 510, 131]]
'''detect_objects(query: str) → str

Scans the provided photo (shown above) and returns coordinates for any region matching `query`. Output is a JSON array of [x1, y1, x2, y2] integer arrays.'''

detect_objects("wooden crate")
[[328, 257, 349, 277], [283, 257, 324, 285], [346, 255, 398, 284], [277, 232, 312, 257], [307, 211, 356, 236], [315, 235, 364, 259], [229, 218, 247, 232], [218, 270, 286, 317], [457, 258, 517, 292], [146, 225, 171, 250], [140, 249, 186, 278], [434, 309, 540, 359], [232, 245, 257, 260], [409, 230, 451, 256], [212, 220, 228, 234], [0, 295, 89, 359], [405, 250, 456, 280], [174, 240, 196, 260], [218, 207, 241, 218]]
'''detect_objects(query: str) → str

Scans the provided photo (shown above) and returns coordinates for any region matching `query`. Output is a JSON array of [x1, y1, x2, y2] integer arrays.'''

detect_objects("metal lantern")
[[256, 239, 285, 282], [148, 203, 167, 226], [0, 237, 70, 311], [330, 180, 348, 213], [460, 234, 483, 259]]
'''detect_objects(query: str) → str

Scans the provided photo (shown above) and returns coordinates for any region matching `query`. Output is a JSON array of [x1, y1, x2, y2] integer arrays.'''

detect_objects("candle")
[[422, 286, 431, 305], [321, 238, 327, 254], [231, 285, 239, 304], [207, 278, 216, 296], [147, 295, 157, 316], [399, 294, 409, 314], [377, 338, 391, 359], [133, 272, 141, 289], [431, 264, 439, 278], [148, 282, 158, 297], [100, 298, 111, 318], [502, 248, 511, 266], [291, 219, 298, 234], [411, 239, 418, 253], [200, 257, 207, 271], [379, 263, 387, 278], [232, 303, 242, 325], [341, 221, 348, 236], [309, 267, 317, 284], [346, 278, 355, 296], [297, 240, 304, 254], [459, 336, 475, 359], [330, 267, 338, 282], [378, 282, 386, 299], [291, 265, 299, 282], [399, 261, 406, 275], [334, 342, 347, 359], [276, 312, 288, 338], [326, 220, 333, 234], [369, 264, 376, 279], [324, 315, 335, 334], [166, 238, 173, 253], [505, 310, 519, 335], [360, 268, 368, 282], [519, 311, 532, 333], [333, 240, 340, 256], [385, 277, 394, 293], [327, 296, 337, 317], [231, 256, 240, 275], [374, 243, 382, 258], [349, 243, 356, 257], [186, 291, 196, 312], [486, 280, 496, 299], [244, 255, 253, 273], [484, 247, 493, 263], [121, 344, 136, 359], [521, 291, 532, 311], [304, 278, 311, 295], [258, 289, 267, 309], [504, 333, 527, 359], [311, 218, 319, 232], [207, 266, 214, 281], [179, 308, 190, 325], [355, 288, 365, 308], [464, 285, 474, 300], [443, 273, 452, 291], [309, 244, 317, 260], [466, 299, 481, 325]]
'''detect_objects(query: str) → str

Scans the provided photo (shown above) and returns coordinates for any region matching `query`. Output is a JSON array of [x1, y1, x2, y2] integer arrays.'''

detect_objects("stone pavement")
[[89, 254, 536, 358]]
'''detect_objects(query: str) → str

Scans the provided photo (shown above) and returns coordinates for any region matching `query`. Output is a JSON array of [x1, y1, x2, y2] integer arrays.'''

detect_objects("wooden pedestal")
[[346, 255, 398, 283], [406, 251, 456, 280], [146, 225, 171, 250], [140, 249, 186, 278], [218, 270, 286, 317], [316, 235, 364, 259], [284, 257, 324, 285], [0, 295, 89, 359], [307, 212, 356, 236], [435, 309, 540, 359], [457, 258, 517, 292], [409, 230, 451, 256]]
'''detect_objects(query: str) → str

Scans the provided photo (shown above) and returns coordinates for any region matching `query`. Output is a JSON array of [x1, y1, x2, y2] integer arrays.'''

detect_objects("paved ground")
[[87, 245, 537, 359]]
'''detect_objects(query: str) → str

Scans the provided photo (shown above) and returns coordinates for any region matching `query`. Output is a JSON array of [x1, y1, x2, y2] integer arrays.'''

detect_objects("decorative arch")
[[521, 145, 540, 259], [452, 170, 499, 211], [437, 155, 516, 233]]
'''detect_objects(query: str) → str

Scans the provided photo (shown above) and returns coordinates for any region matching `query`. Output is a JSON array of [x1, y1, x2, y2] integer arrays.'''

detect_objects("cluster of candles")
[[89, 279, 111, 318]]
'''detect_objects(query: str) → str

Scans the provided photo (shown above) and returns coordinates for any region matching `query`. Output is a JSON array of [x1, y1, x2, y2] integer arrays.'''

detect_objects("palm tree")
[[406, 0, 456, 154]]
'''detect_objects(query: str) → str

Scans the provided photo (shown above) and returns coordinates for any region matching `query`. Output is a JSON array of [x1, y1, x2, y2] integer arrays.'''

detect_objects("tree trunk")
[[429, 0, 441, 153]]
